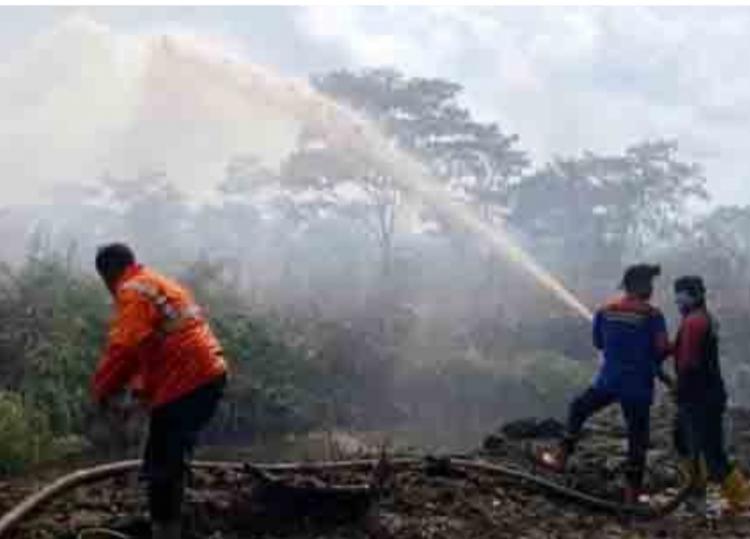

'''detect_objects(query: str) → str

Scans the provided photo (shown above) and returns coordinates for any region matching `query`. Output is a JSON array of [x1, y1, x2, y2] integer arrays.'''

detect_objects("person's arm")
[[652, 312, 675, 390], [592, 310, 604, 351], [653, 312, 670, 361], [92, 288, 157, 404]]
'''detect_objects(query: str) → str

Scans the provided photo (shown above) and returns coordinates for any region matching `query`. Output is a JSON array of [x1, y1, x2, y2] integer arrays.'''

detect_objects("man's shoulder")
[[599, 296, 662, 317], [117, 267, 174, 299], [683, 310, 711, 333], [126, 267, 183, 288]]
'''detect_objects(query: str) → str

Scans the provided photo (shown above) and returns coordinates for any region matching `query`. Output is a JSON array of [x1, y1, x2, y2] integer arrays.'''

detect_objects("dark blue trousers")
[[673, 400, 731, 482], [565, 386, 650, 489], [143, 374, 225, 522]]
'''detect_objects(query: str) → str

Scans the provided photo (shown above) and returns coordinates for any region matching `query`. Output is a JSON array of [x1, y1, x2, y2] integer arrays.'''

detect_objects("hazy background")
[[3, 7, 750, 466], [2, 6, 750, 204]]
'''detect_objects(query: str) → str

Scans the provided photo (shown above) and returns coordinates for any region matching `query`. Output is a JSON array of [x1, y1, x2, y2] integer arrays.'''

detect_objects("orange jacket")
[[92, 264, 227, 409]]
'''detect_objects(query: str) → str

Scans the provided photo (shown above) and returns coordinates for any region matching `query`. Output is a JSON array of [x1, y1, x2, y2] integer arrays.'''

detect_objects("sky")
[[1, 6, 750, 205]]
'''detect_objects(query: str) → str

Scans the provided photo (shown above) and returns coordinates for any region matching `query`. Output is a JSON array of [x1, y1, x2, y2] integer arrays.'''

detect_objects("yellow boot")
[[679, 457, 708, 489], [721, 466, 750, 515], [680, 458, 708, 513]]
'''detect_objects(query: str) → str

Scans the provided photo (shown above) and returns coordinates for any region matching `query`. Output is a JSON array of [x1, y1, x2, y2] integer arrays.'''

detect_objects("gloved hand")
[[99, 390, 142, 423], [657, 370, 678, 402], [657, 369, 675, 389]]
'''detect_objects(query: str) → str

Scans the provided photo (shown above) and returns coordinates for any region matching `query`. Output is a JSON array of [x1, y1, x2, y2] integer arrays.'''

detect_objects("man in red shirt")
[[92, 243, 228, 539], [671, 275, 749, 515]]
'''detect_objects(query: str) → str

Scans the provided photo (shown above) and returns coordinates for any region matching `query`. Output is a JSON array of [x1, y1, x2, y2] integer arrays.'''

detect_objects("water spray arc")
[[152, 35, 594, 321]]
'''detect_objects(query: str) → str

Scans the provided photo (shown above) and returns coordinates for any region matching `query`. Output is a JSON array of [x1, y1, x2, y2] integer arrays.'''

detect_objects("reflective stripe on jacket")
[[592, 295, 669, 404], [92, 264, 227, 409]]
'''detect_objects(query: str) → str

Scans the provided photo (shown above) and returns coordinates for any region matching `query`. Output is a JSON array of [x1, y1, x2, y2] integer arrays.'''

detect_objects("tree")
[[0, 245, 109, 436], [682, 205, 750, 292], [281, 68, 528, 279], [612, 140, 707, 253], [660, 205, 750, 404], [89, 169, 193, 269], [193, 156, 270, 288], [511, 140, 706, 290]]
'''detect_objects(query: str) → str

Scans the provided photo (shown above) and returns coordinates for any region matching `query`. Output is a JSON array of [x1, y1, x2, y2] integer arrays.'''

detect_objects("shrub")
[[0, 391, 53, 475], [518, 350, 595, 416]]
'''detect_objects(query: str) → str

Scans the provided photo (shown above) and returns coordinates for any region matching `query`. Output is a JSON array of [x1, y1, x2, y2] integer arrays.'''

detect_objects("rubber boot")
[[680, 458, 708, 514], [152, 520, 182, 539], [623, 484, 642, 506], [679, 458, 708, 488], [721, 467, 750, 515], [621, 457, 648, 506]]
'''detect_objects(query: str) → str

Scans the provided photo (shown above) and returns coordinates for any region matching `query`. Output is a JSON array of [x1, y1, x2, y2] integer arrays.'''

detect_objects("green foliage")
[[212, 313, 321, 435], [0, 391, 53, 475], [6, 64, 750, 477], [512, 140, 706, 282], [518, 351, 595, 415], [0, 249, 109, 435], [282, 68, 528, 277], [3, 242, 599, 469], [180, 258, 325, 435]]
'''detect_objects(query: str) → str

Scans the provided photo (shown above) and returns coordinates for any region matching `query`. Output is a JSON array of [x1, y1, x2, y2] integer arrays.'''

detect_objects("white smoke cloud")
[[0, 13, 300, 205], [4, 7, 750, 206]]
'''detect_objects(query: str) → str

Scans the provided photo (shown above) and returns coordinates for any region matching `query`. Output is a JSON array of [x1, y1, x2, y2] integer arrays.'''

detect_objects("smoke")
[[0, 13, 602, 445], [0, 14, 299, 205], [144, 30, 592, 319], [0, 15, 140, 203], [0, 13, 591, 321]]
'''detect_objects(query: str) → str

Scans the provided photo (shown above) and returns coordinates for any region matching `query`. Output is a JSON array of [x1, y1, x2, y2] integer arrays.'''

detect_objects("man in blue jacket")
[[542, 264, 669, 504]]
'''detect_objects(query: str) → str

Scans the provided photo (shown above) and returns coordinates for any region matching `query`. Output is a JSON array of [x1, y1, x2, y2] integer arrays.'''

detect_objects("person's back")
[[109, 265, 226, 409], [594, 294, 667, 405], [539, 264, 668, 504], [674, 306, 725, 406]]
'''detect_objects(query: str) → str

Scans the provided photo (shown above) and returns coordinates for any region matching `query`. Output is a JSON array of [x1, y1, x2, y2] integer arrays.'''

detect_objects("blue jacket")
[[592, 295, 669, 404]]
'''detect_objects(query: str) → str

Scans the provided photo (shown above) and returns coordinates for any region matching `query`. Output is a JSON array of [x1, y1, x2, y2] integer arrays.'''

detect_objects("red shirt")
[[674, 310, 710, 374], [672, 308, 726, 404]]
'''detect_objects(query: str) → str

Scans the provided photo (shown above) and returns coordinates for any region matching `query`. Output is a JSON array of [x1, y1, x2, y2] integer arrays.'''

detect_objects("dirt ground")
[[4, 399, 750, 538]]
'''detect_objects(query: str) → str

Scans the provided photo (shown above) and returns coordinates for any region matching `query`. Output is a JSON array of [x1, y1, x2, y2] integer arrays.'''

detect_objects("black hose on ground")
[[0, 456, 691, 537], [451, 458, 692, 519], [0, 459, 419, 537], [76, 528, 132, 539]]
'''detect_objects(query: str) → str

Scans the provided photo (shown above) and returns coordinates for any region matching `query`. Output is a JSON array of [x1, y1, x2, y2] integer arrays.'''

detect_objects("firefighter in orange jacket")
[[92, 243, 227, 539]]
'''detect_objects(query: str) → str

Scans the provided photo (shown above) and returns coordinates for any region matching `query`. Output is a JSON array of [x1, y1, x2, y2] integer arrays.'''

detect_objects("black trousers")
[[142, 375, 225, 522], [673, 400, 731, 483], [565, 386, 651, 489]]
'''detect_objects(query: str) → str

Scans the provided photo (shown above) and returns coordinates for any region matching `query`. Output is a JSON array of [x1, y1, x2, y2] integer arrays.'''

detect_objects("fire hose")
[[0, 456, 692, 537]]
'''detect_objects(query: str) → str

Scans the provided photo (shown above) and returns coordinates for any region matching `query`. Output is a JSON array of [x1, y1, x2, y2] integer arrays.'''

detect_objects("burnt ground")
[[4, 399, 750, 538]]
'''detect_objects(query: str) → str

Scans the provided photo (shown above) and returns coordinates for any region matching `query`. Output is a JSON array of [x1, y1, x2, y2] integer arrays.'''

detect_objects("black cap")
[[674, 275, 706, 299], [621, 264, 661, 292], [95, 243, 136, 278]]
